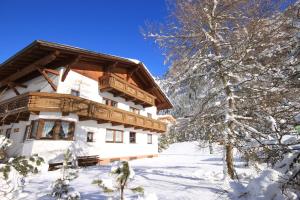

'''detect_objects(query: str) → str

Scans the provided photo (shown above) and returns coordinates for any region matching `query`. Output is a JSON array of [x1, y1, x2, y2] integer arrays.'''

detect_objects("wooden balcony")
[[0, 92, 166, 133], [99, 74, 156, 107]]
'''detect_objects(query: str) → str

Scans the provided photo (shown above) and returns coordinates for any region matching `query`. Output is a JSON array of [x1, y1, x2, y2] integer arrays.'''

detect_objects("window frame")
[[5, 128, 11, 139], [29, 119, 75, 140], [71, 89, 80, 97], [129, 107, 140, 115], [87, 132, 94, 142], [129, 132, 136, 144], [147, 134, 152, 144], [103, 98, 118, 108], [23, 125, 31, 142], [105, 129, 123, 143]]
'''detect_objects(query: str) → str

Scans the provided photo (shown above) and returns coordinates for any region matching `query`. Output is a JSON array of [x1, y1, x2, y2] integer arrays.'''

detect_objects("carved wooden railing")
[[99, 74, 156, 107], [0, 92, 166, 133], [0, 93, 30, 117]]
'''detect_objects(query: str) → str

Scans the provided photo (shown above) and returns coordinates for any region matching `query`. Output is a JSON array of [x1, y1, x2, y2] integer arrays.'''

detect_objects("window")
[[115, 130, 122, 143], [87, 132, 94, 142], [0, 129, 3, 135], [103, 98, 118, 107], [130, 107, 140, 115], [6, 128, 11, 139], [147, 113, 152, 118], [71, 89, 80, 97], [105, 129, 114, 142], [23, 125, 31, 142], [147, 134, 152, 144], [29, 119, 75, 140], [129, 132, 136, 144], [105, 129, 123, 143], [30, 120, 39, 139]]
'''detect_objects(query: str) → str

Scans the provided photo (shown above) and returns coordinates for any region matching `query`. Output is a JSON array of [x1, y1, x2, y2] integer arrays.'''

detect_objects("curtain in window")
[[147, 134, 152, 144], [115, 131, 122, 142], [42, 121, 55, 138], [105, 130, 114, 142], [60, 122, 70, 139]]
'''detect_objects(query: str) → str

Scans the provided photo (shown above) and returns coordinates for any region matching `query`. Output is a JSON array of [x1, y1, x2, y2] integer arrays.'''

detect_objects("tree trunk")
[[209, 140, 213, 154], [226, 143, 235, 179], [221, 74, 236, 179], [120, 186, 124, 200]]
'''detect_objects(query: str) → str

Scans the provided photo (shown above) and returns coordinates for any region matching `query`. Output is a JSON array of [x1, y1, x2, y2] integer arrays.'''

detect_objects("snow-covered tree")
[[0, 135, 44, 200], [93, 161, 144, 199], [111, 161, 137, 200], [145, 0, 300, 180], [51, 149, 80, 200]]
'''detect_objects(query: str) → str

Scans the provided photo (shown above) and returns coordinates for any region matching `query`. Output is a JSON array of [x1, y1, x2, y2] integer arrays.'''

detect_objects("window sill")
[[35, 138, 74, 141], [106, 141, 123, 143]]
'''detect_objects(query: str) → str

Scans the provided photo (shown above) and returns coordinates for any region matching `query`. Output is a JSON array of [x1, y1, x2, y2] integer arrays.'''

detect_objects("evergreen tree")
[[51, 149, 80, 200]]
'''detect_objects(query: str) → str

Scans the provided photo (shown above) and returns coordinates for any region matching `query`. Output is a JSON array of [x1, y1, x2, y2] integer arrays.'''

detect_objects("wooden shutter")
[[68, 121, 75, 140], [36, 119, 45, 139]]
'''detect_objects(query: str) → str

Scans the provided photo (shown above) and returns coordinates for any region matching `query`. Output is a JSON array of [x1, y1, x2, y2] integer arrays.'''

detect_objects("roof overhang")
[[0, 40, 173, 110]]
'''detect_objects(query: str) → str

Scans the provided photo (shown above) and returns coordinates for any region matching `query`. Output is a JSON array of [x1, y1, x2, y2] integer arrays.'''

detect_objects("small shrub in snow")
[[51, 149, 80, 200], [93, 161, 144, 199], [231, 153, 300, 200], [111, 161, 133, 196], [131, 186, 144, 194], [0, 135, 44, 199]]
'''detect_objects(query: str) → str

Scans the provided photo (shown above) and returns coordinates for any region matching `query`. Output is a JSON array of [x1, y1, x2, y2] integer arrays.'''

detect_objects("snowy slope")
[[17, 142, 253, 200]]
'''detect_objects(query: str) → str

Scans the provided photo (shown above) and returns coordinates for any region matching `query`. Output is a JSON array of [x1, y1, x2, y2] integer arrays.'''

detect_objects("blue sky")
[[0, 0, 169, 77]]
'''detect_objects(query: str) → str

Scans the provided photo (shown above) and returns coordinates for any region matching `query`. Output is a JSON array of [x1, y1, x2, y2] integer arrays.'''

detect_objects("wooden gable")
[[0, 40, 173, 110]]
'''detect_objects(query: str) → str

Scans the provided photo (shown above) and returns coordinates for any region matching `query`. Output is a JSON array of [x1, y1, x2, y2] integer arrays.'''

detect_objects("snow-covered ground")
[[18, 142, 254, 200]]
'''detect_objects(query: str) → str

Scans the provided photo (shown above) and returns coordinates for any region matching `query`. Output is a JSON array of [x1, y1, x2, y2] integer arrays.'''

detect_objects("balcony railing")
[[0, 92, 166, 133], [99, 74, 156, 107]]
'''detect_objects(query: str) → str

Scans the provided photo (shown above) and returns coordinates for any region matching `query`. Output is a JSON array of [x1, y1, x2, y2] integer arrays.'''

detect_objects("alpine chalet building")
[[0, 40, 172, 164]]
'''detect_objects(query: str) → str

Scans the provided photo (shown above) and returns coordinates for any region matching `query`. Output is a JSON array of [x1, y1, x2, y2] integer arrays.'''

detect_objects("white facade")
[[0, 69, 160, 163]]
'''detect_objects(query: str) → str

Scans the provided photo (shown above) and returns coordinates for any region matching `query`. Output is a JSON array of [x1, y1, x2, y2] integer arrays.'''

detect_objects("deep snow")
[[17, 142, 254, 200]]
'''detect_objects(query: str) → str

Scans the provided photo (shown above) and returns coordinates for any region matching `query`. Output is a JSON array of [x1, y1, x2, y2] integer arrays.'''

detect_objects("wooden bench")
[[48, 155, 99, 170], [77, 155, 99, 167]]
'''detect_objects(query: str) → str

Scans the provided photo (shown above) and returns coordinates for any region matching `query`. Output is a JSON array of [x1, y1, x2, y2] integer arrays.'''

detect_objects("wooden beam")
[[62, 112, 69, 116], [0, 51, 59, 87], [145, 86, 156, 93], [37, 68, 57, 91], [104, 61, 118, 76], [8, 82, 27, 89], [61, 55, 81, 82], [14, 83, 27, 88], [124, 124, 134, 128], [97, 119, 108, 124], [127, 65, 140, 81], [44, 69, 60, 76], [111, 122, 122, 126], [8, 83, 20, 95]]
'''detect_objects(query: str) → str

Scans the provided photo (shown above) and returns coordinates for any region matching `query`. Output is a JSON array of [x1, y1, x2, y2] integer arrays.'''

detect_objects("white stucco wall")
[[21, 113, 158, 162], [0, 74, 58, 101], [0, 121, 31, 157], [57, 69, 158, 118]]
